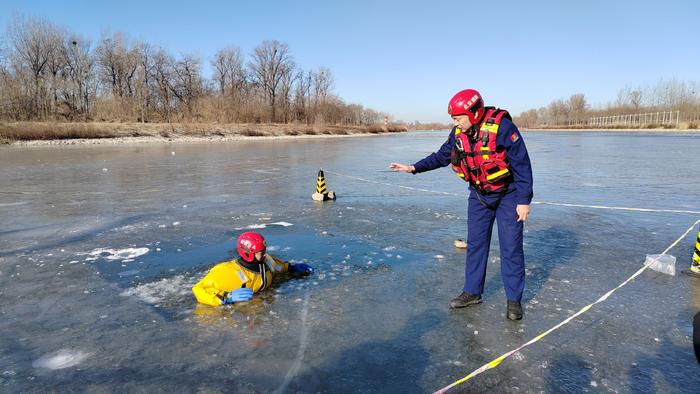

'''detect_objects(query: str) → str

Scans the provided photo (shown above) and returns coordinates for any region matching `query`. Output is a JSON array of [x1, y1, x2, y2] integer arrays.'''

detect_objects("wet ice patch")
[[239, 223, 267, 229], [84, 247, 149, 262], [120, 275, 195, 304], [270, 221, 294, 227], [235, 222, 294, 230], [0, 201, 28, 207], [112, 222, 150, 234], [32, 349, 91, 370], [118, 269, 140, 277]]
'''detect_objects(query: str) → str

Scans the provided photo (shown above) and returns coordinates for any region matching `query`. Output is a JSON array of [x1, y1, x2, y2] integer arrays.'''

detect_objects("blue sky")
[[1, 0, 698, 122]]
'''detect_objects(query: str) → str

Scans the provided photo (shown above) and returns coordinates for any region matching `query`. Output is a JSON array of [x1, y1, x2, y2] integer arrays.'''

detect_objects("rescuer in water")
[[192, 231, 314, 306], [390, 89, 533, 320]]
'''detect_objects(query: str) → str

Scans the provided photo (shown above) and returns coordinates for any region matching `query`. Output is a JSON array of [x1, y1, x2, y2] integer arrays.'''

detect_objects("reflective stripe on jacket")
[[450, 108, 512, 193]]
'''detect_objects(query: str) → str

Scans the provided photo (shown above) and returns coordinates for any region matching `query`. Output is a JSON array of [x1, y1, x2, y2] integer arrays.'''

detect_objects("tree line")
[[0, 16, 388, 126], [514, 79, 700, 128]]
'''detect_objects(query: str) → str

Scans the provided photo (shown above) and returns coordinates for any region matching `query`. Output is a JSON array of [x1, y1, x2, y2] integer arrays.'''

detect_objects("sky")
[[1, 0, 699, 123]]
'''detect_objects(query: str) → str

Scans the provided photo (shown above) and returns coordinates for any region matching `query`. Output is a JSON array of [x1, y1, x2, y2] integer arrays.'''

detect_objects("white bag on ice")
[[644, 254, 676, 276]]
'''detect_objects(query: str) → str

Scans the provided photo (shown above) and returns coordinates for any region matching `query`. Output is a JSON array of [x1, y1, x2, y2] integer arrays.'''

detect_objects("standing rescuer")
[[390, 89, 533, 320], [192, 231, 314, 306]]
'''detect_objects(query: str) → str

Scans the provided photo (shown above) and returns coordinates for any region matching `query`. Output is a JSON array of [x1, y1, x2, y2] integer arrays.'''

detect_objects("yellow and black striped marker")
[[316, 170, 328, 194], [687, 226, 700, 277], [312, 169, 336, 201]]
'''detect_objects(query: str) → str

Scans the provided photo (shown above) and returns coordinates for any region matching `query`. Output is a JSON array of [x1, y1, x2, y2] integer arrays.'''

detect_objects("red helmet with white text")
[[448, 89, 484, 125], [237, 232, 266, 263]]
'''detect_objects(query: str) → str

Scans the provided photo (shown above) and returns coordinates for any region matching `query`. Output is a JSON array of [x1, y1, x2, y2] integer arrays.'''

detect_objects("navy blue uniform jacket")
[[412, 118, 534, 205]]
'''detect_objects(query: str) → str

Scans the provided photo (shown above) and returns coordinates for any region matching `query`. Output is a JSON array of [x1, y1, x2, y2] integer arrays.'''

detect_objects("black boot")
[[683, 267, 700, 278], [507, 300, 523, 321], [449, 292, 482, 309]]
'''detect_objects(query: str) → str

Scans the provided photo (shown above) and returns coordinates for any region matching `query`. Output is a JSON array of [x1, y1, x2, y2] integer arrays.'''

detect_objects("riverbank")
[[0, 122, 407, 145], [523, 127, 699, 133]]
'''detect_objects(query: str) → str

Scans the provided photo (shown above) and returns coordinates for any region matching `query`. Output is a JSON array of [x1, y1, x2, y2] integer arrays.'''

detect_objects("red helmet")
[[237, 232, 266, 262], [448, 89, 484, 125]]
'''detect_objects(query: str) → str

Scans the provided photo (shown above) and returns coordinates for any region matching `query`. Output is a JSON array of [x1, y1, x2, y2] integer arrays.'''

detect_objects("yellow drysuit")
[[192, 255, 289, 306]]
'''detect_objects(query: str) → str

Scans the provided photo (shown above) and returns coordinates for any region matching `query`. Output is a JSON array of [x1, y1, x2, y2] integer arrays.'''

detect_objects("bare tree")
[[152, 48, 174, 122], [568, 93, 587, 124], [45, 26, 67, 117], [278, 60, 296, 123], [8, 16, 56, 118], [0, 38, 7, 74], [547, 99, 569, 125], [211, 46, 246, 122], [212, 46, 244, 96], [515, 108, 538, 128], [95, 32, 138, 99], [0, 38, 11, 119], [248, 40, 294, 122], [134, 42, 154, 122], [628, 90, 642, 112], [293, 69, 311, 123], [311, 67, 334, 105], [172, 54, 203, 117], [63, 35, 95, 119], [0, 19, 395, 127]]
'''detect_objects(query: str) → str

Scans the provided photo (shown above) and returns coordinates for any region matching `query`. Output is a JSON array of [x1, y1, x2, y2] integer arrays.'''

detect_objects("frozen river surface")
[[1, 131, 700, 393]]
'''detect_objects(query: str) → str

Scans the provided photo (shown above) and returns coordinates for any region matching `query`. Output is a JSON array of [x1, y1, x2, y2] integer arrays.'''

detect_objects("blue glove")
[[289, 263, 314, 274], [224, 288, 253, 304]]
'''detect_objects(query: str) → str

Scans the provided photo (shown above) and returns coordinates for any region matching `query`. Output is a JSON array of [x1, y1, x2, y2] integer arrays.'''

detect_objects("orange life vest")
[[450, 107, 513, 194]]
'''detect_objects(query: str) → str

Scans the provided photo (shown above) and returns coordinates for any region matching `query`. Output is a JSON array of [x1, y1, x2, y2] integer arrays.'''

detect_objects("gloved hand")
[[224, 288, 253, 304], [289, 263, 314, 274]]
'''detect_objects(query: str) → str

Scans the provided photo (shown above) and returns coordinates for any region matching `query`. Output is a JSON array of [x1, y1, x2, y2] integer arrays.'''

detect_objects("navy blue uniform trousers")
[[465, 188, 525, 301]]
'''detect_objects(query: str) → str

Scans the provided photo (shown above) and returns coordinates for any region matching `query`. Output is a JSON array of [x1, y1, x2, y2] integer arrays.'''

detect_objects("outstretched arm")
[[267, 255, 314, 275], [288, 262, 314, 274], [390, 129, 455, 174], [389, 163, 415, 173]]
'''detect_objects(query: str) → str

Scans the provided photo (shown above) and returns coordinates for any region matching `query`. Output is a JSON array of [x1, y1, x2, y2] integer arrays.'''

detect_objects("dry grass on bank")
[[0, 122, 407, 144], [530, 122, 698, 131]]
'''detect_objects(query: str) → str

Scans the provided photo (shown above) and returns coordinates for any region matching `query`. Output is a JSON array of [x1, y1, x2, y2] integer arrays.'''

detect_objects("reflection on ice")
[[32, 349, 91, 370]]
